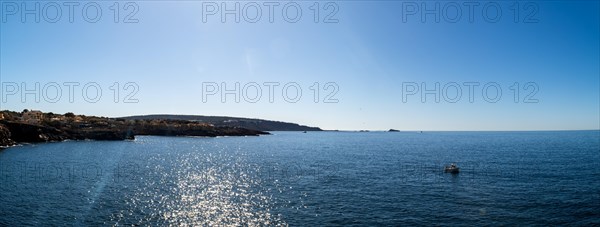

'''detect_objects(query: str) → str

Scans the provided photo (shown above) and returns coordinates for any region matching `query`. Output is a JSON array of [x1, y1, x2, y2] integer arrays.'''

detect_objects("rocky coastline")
[[0, 110, 269, 148], [121, 114, 322, 131]]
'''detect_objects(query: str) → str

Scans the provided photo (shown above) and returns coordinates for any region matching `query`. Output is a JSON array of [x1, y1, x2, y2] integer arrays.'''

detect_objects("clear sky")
[[1, 1, 599, 131]]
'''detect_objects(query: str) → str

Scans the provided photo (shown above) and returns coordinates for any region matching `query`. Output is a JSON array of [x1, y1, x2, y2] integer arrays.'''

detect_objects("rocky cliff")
[[0, 110, 270, 148], [0, 121, 134, 144], [0, 124, 15, 147]]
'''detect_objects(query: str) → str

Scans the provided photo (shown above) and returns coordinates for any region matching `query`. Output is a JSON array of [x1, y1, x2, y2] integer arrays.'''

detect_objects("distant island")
[[0, 110, 273, 148], [121, 114, 322, 132]]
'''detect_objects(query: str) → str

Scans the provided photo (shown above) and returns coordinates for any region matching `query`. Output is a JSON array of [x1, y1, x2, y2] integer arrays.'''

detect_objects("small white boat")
[[444, 163, 460, 174]]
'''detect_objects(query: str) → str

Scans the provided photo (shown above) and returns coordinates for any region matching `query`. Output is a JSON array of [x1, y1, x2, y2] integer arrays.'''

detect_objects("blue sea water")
[[0, 131, 599, 226]]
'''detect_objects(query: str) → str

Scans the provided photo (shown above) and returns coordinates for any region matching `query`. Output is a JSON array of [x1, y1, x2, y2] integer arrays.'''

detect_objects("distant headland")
[[120, 114, 322, 132], [0, 110, 288, 148]]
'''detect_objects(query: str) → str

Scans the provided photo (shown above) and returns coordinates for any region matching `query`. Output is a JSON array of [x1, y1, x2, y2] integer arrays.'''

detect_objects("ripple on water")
[[1, 132, 599, 225]]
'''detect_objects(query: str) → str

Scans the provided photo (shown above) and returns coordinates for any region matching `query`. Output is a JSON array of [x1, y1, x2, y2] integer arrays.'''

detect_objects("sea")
[[0, 131, 599, 226]]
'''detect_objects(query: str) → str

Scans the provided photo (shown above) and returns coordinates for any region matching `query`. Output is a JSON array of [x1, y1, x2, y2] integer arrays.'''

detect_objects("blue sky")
[[1, 1, 599, 130]]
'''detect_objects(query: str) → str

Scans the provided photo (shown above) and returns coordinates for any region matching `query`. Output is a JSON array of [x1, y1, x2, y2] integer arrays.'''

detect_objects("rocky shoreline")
[[122, 114, 322, 131], [0, 110, 269, 148]]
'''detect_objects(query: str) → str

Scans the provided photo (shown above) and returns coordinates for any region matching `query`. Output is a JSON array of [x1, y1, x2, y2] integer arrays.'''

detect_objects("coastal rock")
[[1, 121, 68, 143], [0, 124, 16, 147], [0, 121, 134, 143], [215, 126, 271, 137], [0, 110, 270, 146], [67, 129, 135, 141]]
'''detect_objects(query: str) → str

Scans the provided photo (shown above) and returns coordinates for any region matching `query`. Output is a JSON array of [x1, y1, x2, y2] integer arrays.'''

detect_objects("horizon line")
[[2, 109, 599, 132]]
